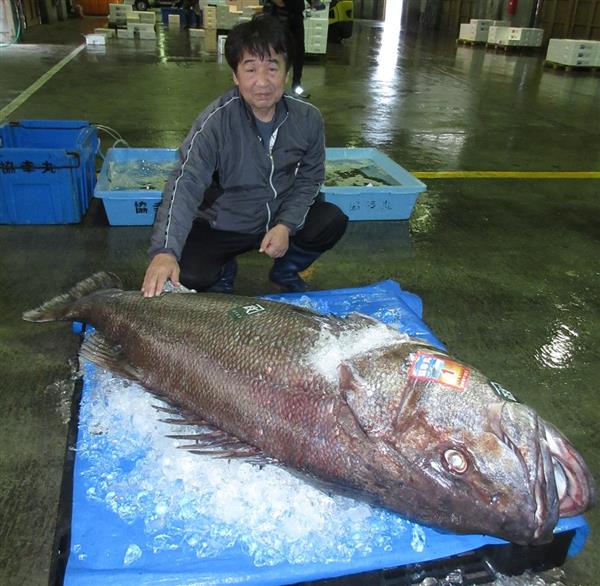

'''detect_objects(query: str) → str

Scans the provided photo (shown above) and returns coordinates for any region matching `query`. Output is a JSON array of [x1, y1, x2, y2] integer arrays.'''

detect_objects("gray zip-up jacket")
[[149, 87, 325, 260]]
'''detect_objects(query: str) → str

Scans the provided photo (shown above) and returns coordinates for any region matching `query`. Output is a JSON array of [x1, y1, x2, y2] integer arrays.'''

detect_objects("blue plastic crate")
[[94, 148, 178, 226], [0, 120, 99, 224], [94, 147, 426, 227], [323, 148, 426, 220]]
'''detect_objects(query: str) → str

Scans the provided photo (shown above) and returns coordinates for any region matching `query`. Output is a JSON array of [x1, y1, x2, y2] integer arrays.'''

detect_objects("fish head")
[[340, 345, 596, 544]]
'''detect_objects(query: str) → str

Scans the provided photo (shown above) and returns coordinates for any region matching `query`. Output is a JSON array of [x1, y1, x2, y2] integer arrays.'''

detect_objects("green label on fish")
[[490, 381, 518, 402], [228, 303, 268, 320]]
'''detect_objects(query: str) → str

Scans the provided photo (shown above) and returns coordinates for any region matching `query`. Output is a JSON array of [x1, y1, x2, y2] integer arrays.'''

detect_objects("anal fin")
[[80, 332, 142, 383], [166, 424, 272, 465]]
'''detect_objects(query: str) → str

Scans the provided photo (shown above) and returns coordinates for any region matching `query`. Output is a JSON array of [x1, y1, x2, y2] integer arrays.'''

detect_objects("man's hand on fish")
[[259, 224, 290, 259], [142, 252, 180, 298]]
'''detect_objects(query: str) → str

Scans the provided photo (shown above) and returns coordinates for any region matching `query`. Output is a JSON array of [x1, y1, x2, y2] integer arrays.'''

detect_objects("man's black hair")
[[225, 14, 293, 72]]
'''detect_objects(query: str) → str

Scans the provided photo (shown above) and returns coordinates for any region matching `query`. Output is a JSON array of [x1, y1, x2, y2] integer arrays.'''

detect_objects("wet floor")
[[0, 15, 599, 586]]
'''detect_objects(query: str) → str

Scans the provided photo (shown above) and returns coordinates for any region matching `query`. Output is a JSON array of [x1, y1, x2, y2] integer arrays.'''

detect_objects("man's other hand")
[[142, 253, 181, 298], [259, 224, 290, 258]]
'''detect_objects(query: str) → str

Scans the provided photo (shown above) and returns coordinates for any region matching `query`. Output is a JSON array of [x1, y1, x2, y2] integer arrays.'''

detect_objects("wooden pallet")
[[544, 60, 599, 73], [456, 38, 486, 47], [485, 43, 541, 53]]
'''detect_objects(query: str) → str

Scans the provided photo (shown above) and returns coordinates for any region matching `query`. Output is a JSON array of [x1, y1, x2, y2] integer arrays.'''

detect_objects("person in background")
[[266, 0, 322, 99], [141, 15, 348, 298]]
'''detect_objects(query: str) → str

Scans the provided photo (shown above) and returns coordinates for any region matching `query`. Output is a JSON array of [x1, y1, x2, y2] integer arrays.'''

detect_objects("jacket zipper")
[[264, 113, 288, 232]]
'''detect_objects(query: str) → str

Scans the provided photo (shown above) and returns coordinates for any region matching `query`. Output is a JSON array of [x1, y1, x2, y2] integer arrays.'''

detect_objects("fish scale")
[[23, 272, 595, 545]]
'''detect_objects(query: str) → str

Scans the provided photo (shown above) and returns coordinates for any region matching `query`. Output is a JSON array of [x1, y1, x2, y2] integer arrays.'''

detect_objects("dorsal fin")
[[23, 272, 122, 322]]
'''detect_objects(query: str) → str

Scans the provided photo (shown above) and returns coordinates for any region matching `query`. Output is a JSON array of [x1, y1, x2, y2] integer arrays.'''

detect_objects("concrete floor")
[[1, 15, 599, 586]]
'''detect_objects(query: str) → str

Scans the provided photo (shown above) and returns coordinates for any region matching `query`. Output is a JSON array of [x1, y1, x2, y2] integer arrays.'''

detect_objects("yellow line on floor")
[[412, 171, 600, 179], [0, 44, 85, 122]]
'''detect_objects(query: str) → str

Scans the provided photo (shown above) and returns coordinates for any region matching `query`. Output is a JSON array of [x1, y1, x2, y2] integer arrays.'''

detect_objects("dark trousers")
[[179, 201, 348, 291], [288, 15, 305, 88]]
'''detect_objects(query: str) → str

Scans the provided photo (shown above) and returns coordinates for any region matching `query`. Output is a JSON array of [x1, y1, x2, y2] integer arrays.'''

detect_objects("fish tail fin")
[[22, 272, 123, 322]]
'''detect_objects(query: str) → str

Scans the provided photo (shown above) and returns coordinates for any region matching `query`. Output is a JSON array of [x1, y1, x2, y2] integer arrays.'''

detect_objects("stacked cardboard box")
[[305, 2, 330, 54], [198, 4, 217, 51], [124, 10, 156, 38], [202, 4, 216, 28], [546, 39, 600, 67], [108, 3, 133, 26]]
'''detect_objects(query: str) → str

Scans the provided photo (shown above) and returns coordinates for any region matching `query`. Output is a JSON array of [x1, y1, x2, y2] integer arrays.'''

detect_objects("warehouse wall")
[[401, 0, 538, 32]]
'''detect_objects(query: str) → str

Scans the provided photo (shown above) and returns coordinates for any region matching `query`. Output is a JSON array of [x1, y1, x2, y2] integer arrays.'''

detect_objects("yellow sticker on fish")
[[409, 352, 470, 391], [228, 303, 268, 320]]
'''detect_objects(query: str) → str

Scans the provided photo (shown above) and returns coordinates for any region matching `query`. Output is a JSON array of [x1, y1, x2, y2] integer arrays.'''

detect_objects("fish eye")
[[443, 448, 469, 474]]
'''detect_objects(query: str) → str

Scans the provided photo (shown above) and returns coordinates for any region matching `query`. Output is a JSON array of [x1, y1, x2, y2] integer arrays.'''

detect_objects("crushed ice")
[[306, 321, 407, 383], [78, 368, 422, 567]]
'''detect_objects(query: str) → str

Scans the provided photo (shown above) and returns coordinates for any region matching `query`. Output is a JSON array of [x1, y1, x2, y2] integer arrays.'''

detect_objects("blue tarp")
[[64, 280, 589, 585]]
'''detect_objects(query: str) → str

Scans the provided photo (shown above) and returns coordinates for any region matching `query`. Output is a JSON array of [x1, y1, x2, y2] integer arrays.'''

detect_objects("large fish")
[[23, 272, 595, 544]]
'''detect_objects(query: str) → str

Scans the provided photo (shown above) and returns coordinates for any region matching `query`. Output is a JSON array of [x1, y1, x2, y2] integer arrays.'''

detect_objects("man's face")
[[233, 48, 287, 122]]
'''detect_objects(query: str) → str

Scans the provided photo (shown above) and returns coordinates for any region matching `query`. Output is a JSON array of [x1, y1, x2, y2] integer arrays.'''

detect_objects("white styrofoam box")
[[217, 34, 227, 54], [508, 27, 543, 43], [305, 41, 326, 54], [189, 27, 205, 36], [128, 22, 155, 32], [492, 20, 509, 26], [469, 19, 493, 26], [306, 20, 327, 35], [117, 28, 135, 39], [546, 38, 600, 66], [139, 11, 156, 24], [95, 27, 116, 37], [547, 38, 599, 53], [109, 3, 132, 13], [489, 26, 544, 47], [85, 33, 106, 45], [497, 38, 522, 46], [459, 23, 489, 42], [168, 14, 181, 27], [487, 26, 509, 44]]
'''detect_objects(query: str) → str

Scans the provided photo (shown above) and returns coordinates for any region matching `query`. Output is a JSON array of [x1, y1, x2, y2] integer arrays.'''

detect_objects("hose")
[[0, 0, 22, 48], [94, 124, 130, 159]]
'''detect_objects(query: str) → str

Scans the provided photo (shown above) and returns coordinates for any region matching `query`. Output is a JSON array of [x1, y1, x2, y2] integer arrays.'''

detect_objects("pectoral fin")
[[79, 332, 142, 383]]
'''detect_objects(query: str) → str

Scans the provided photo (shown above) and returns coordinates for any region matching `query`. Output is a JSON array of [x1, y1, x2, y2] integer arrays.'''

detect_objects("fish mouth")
[[542, 420, 597, 517], [491, 402, 595, 542]]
